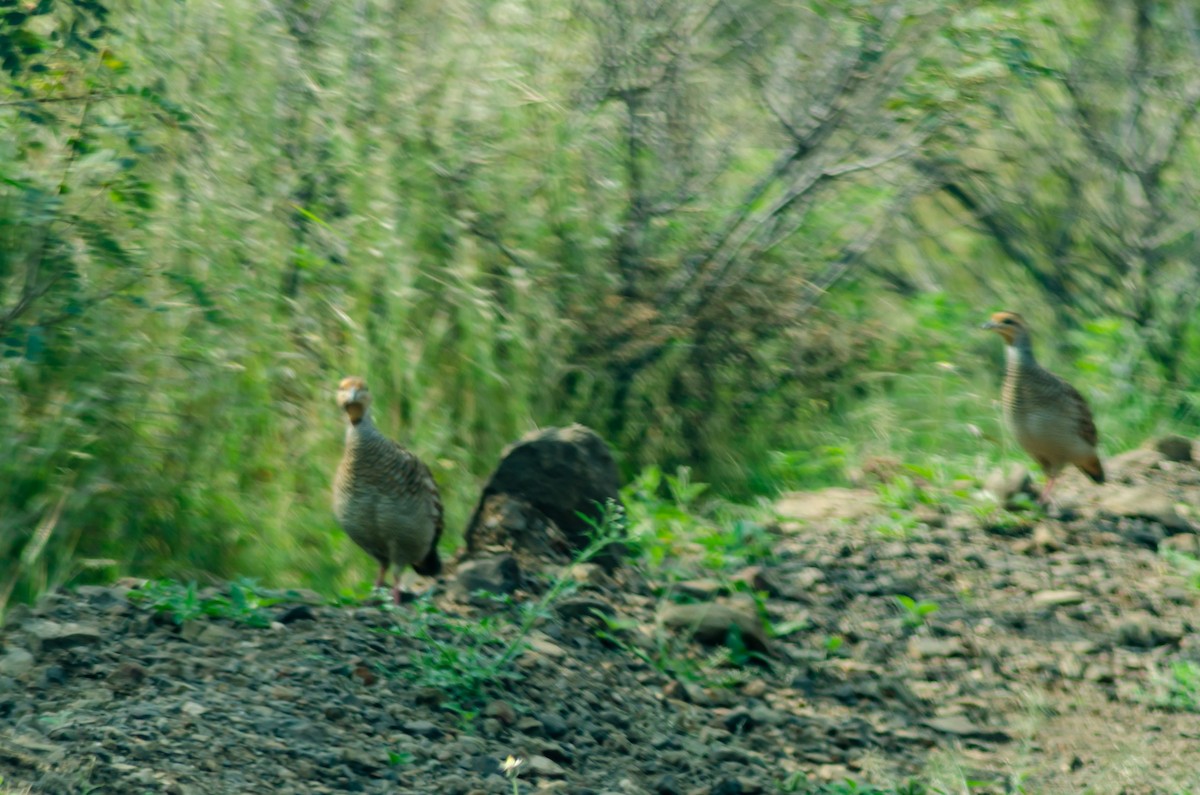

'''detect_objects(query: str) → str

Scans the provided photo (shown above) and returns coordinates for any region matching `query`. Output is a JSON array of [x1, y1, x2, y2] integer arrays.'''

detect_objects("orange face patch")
[[336, 377, 371, 419], [983, 311, 1026, 344]]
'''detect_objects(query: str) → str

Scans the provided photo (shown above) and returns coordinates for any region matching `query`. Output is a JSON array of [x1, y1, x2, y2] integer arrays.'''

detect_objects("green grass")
[[126, 578, 293, 628]]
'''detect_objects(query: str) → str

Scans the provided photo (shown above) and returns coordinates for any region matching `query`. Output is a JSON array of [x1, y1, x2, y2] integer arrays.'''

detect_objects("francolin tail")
[[333, 376, 443, 604], [982, 311, 1105, 505]]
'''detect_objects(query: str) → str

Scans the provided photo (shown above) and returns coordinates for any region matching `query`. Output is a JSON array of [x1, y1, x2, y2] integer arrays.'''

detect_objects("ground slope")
[[2, 442, 1200, 794]]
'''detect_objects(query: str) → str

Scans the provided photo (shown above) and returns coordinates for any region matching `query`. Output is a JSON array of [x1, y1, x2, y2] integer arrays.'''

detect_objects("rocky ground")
[[3, 438, 1200, 794]]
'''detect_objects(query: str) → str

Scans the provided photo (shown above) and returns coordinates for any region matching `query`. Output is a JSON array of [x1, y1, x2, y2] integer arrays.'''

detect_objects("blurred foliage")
[[1, 0, 1199, 610]]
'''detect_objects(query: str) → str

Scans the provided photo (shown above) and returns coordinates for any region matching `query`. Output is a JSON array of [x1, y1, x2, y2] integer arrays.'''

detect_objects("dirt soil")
[[3, 442, 1200, 795]]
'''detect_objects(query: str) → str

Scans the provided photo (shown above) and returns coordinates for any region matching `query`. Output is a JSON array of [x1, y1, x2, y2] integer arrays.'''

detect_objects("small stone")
[[0, 647, 34, 677], [403, 720, 442, 739], [41, 665, 67, 686], [344, 745, 384, 773], [748, 706, 785, 726], [27, 620, 102, 651], [81, 686, 114, 706], [527, 754, 566, 777], [515, 716, 543, 734], [1099, 486, 1191, 532], [1058, 654, 1084, 680], [924, 715, 1010, 742], [675, 579, 726, 599], [180, 622, 238, 646], [484, 700, 517, 725], [741, 679, 768, 698], [1161, 534, 1200, 555], [658, 603, 771, 657], [1032, 590, 1086, 608], [276, 605, 316, 624], [528, 633, 567, 658], [1031, 523, 1063, 552], [907, 637, 964, 659], [181, 701, 208, 717], [654, 774, 683, 795], [663, 679, 689, 703], [106, 662, 147, 689], [985, 465, 1035, 507], [2, 604, 31, 629], [1155, 435, 1193, 462], [568, 563, 609, 587], [555, 597, 615, 622], [453, 555, 521, 601], [721, 708, 755, 733], [1115, 613, 1183, 649], [541, 713, 569, 738], [466, 754, 500, 774], [74, 585, 125, 606], [775, 488, 879, 523]]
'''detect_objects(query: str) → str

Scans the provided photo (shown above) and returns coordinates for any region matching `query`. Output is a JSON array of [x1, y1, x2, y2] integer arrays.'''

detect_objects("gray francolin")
[[982, 311, 1105, 504], [333, 376, 442, 603]]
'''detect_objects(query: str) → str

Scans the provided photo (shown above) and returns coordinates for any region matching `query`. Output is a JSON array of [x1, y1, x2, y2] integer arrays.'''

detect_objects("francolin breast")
[[982, 312, 1105, 504], [333, 377, 442, 604]]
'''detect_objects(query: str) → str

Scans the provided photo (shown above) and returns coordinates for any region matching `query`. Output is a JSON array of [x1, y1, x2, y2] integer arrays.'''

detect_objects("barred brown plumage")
[[982, 312, 1105, 505], [333, 376, 443, 604]]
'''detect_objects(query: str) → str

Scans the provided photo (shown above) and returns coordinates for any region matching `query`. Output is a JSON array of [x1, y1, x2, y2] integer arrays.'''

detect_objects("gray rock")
[[463, 424, 625, 565]]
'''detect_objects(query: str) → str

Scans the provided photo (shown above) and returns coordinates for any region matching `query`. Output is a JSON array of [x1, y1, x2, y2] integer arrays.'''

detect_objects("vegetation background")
[[2, 0, 1198, 611]]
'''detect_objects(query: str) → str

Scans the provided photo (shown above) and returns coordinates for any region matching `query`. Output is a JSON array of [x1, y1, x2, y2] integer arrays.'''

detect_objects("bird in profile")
[[982, 311, 1105, 505], [333, 376, 442, 604]]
